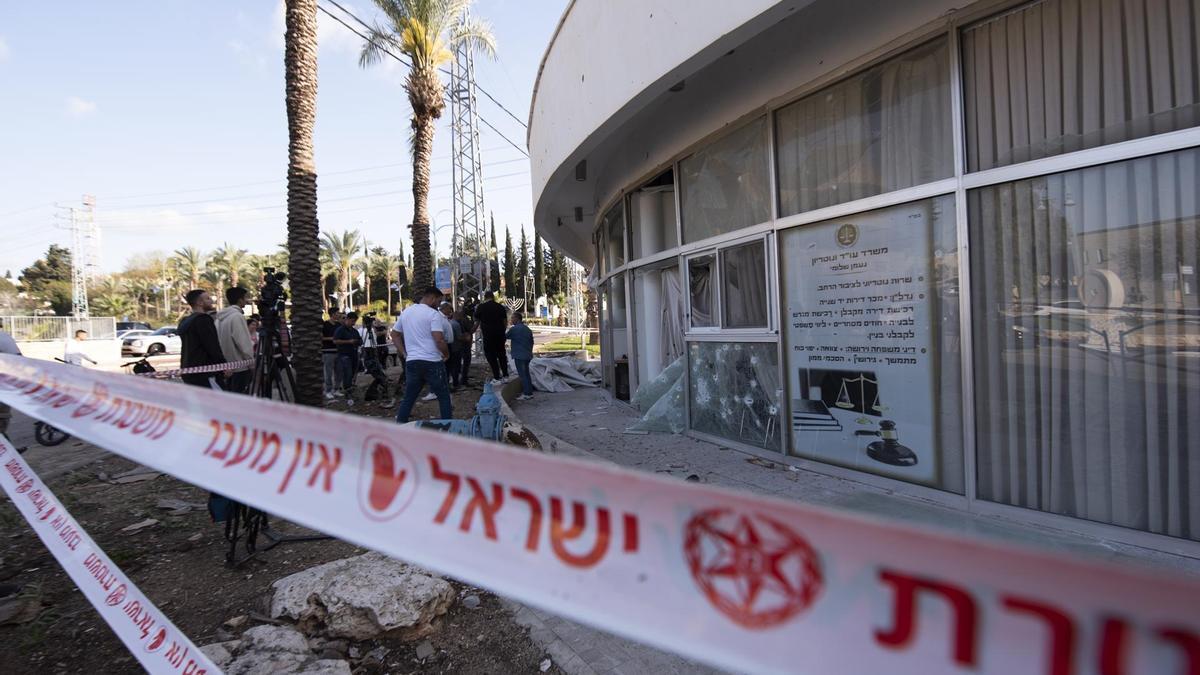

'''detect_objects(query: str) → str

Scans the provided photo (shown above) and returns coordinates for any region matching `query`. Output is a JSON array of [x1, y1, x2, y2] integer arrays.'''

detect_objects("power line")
[[320, 0, 529, 134], [477, 115, 527, 159], [99, 180, 531, 232], [96, 157, 530, 212], [95, 169, 530, 225]]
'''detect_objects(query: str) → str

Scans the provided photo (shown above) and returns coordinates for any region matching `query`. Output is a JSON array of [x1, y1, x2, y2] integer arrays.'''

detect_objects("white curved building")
[[528, 0, 1200, 553]]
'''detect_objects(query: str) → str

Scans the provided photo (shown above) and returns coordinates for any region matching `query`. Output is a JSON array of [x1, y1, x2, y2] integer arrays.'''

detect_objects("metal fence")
[[0, 316, 117, 341]]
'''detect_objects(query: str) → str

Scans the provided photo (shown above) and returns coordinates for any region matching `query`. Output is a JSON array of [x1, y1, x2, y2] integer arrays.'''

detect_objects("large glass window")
[[720, 241, 768, 328], [688, 255, 716, 328], [679, 116, 770, 243], [962, 0, 1200, 172], [780, 195, 963, 492], [688, 341, 782, 450], [775, 37, 953, 217], [970, 147, 1200, 540]]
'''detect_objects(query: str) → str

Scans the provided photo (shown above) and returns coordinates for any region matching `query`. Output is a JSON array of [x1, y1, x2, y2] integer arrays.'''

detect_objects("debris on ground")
[[746, 456, 780, 470], [155, 498, 206, 515], [270, 552, 455, 641], [109, 466, 161, 484], [204, 624, 351, 675], [119, 518, 159, 533], [0, 583, 41, 625]]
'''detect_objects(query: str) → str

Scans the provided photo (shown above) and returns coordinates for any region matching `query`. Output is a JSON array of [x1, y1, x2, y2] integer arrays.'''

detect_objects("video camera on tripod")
[[257, 268, 288, 319]]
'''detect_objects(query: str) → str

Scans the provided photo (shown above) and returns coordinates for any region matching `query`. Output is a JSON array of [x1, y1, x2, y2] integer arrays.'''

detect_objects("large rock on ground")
[[203, 626, 350, 675], [270, 552, 454, 641]]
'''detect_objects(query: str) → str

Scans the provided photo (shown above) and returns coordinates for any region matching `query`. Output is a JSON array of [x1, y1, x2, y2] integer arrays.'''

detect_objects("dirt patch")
[[0, 361, 558, 674]]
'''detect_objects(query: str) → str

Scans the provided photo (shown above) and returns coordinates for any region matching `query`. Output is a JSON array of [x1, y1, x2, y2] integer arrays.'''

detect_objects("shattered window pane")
[[688, 341, 781, 450]]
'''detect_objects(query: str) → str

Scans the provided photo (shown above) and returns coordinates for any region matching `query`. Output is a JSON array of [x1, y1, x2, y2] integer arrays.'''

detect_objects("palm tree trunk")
[[408, 69, 439, 290], [284, 0, 323, 407]]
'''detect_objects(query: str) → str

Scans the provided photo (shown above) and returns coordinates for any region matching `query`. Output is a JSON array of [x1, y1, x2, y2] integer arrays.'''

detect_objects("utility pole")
[[449, 12, 487, 302], [69, 206, 89, 318], [61, 194, 102, 319]]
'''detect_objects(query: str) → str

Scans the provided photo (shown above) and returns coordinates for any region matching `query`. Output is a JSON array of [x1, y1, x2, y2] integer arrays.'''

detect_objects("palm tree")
[[358, 0, 495, 290], [319, 246, 337, 313], [320, 230, 362, 311], [92, 292, 136, 319], [368, 246, 399, 315], [284, 0, 325, 407], [128, 277, 157, 320], [172, 246, 205, 289], [210, 243, 249, 289]]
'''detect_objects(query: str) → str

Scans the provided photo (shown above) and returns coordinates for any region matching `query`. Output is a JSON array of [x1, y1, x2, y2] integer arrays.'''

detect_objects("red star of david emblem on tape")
[[684, 508, 822, 629]]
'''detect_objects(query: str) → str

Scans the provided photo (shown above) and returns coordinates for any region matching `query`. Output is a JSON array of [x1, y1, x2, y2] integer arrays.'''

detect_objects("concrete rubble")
[[269, 552, 455, 641], [200, 625, 351, 675]]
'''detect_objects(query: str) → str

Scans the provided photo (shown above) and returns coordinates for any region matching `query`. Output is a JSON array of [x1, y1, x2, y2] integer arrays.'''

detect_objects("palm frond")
[[449, 14, 495, 59], [358, 23, 404, 68]]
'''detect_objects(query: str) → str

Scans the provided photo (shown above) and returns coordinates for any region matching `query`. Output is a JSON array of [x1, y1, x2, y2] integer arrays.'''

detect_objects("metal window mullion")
[[771, 179, 958, 232], [949, 24, 978, 504], [960, 126, 1200, 189]]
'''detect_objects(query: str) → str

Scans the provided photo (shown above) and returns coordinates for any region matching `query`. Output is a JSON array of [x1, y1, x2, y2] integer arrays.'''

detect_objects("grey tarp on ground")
[[523, 356, 601, 393]]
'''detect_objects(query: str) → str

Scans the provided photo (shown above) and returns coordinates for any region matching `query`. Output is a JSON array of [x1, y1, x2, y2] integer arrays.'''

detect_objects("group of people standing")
[[178, 287, 260, 392], [386, 287, 536, 423], [177, 283, 537, 423]]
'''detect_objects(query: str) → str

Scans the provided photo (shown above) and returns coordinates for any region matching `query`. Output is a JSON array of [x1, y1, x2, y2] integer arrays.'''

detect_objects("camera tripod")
[[222, 305, 329, 567]]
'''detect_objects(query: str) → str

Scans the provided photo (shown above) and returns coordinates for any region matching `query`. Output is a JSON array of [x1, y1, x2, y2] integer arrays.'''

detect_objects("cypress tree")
[[489, 213, 501, 293], [516, 229, 529, 303], [503, 227, 515, 296]]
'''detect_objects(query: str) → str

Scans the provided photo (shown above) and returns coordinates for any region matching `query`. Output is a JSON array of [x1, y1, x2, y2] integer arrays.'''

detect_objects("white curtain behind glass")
[[722, 242, 768, 328], [775, 37, 952, 217], [970, 147, 1200, 541], [962, 0, 1200, 171], [661, 268, 685, 365]]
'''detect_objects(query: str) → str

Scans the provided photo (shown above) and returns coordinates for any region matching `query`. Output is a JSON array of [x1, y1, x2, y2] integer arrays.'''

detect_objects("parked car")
[[116, 328, 155, 340], [116, 321, 153, 332], [122, 326, 181, 356]]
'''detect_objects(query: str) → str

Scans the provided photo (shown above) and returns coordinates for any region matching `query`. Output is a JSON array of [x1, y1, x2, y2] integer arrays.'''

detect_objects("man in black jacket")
[[474, 291, 509, 383], [177, 289, 229, 389]]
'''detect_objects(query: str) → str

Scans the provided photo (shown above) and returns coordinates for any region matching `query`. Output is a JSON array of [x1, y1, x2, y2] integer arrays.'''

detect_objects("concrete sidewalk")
[[505, 386, 1199, 675]]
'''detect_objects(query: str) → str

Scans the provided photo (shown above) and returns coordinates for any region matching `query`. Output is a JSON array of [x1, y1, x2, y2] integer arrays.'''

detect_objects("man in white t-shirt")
[[390, 286, 452, 423], [64, 329, 98, 367]]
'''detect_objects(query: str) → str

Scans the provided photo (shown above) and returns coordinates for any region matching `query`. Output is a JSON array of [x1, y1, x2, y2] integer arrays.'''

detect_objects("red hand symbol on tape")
[[684, 509, 822, 629], [369, 442, 407, 511], [358, 435, 418, 521]]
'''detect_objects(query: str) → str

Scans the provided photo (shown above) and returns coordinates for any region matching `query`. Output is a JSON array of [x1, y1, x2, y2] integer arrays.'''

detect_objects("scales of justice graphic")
[[792, 368, 918, 467]]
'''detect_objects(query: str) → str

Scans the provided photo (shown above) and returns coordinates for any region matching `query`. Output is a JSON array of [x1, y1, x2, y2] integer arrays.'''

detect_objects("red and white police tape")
[[136, 358, 256, 379], [0, 434, 217, 674], [0, 353, 1197, 674]]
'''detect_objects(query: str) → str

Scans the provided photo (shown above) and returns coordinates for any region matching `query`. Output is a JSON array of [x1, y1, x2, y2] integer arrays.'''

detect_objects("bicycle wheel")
[[34, 422, 69, 447]]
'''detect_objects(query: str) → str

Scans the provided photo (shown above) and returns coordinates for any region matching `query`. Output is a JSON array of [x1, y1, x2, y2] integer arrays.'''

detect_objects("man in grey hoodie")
[[216, 287, 255, 393]]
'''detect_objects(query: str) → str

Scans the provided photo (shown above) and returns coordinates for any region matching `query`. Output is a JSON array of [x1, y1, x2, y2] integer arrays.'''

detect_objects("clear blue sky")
[[0, 0, 565, 277]]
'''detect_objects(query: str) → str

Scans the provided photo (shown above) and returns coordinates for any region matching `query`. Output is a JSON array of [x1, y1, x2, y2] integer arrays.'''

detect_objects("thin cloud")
[[65, 96, 97, 117]]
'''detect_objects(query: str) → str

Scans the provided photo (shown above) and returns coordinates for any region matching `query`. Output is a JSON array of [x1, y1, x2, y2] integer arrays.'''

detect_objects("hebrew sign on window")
[[781, 196, 961, 489]]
